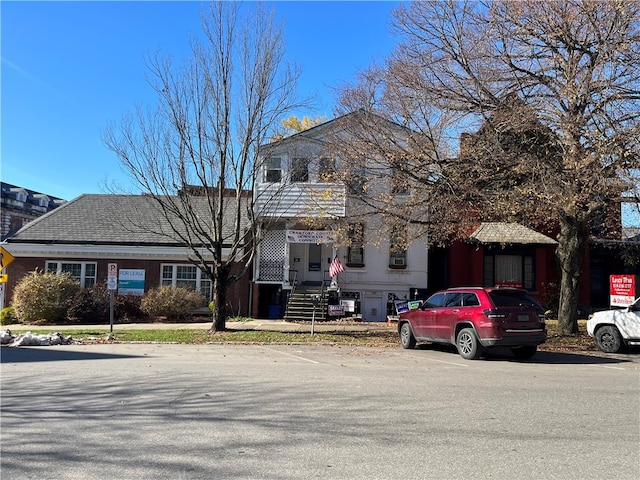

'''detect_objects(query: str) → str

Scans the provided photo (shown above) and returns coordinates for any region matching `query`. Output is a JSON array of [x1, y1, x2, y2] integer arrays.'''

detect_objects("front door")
[[306, 243, 323, 284]]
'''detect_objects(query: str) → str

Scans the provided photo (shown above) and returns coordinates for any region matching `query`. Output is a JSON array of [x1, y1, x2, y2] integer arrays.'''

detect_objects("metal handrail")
[[283, 270, 298, 320]]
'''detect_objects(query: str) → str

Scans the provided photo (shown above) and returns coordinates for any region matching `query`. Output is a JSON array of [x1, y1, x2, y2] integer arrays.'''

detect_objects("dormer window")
[[15, 190, 27, 202], [38, 196, 50, 207], [265, 157, 282, 183]]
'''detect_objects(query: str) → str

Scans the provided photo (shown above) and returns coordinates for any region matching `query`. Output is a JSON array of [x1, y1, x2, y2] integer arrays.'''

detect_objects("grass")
[[10, 327, 401, 347], [6, 319, 598, 351]]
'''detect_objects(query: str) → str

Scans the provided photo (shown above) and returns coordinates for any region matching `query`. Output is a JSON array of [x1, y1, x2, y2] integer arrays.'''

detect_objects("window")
[[444, 292, 463, 307], [318, 157, 336, 182], [291, 158, 309, 182], [347, 167, 367, 194], [390, 167, 409, 195], [389, 225, 407, 268], [46, 261, 96, 288], [161, 264, 212, 303], [483, 253, 535, 290], [461, 293, 480, 307], [346, 224, 364, 266], [424, 292, 446, 308], [265, 157, 282, 183]]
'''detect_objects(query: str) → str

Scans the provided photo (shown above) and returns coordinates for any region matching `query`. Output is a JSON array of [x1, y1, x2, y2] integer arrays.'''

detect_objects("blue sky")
[[1, 1, 399, 201]]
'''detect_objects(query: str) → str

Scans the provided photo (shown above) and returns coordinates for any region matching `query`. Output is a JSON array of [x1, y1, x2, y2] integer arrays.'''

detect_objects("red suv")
[[398, 287, 547, 360]]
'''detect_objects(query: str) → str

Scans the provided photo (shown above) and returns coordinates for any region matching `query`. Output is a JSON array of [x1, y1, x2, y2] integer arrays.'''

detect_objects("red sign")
[[610, 275, 638, 306]]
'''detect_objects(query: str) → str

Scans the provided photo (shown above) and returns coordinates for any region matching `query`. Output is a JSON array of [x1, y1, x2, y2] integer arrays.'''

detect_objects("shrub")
[[0, 307, 17, 326], [67, 282, 111, 323], [115, 294, 146, 323], [140, 286, 204, 321], [12, 271, 81, 323]]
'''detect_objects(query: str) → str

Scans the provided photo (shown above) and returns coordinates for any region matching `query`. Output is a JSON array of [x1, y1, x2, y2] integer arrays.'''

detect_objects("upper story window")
[[347, 167, 367, 194], [391, 167, 409, 195], [46, 261, 97, 288], [265, 157, 282, 183], [346, 223, 365, 266], [318, 157, 337, 182], [291, 158, 309, 182], [15, 190, 28, 202], [38, 196, 50, 207], [389, 224, 407, 268]]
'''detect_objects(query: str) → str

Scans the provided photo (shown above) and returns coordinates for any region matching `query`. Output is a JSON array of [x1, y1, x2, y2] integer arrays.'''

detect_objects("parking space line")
[[597, 364, 626, 370], [258, 346, 320, 364], [397, 351, 468, 367]]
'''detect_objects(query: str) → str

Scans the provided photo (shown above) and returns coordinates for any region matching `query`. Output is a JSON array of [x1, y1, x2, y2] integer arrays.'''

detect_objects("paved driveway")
[[1, 344, 638, 479]]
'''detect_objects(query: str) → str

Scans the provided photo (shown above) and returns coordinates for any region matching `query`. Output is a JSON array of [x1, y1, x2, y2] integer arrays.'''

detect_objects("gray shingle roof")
[[469, 222, 557, 245], [5, 194, 251, 246]]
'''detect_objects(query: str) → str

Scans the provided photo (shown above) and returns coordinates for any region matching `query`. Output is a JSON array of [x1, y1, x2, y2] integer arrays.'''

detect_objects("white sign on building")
[[118, 269, 146, 296]]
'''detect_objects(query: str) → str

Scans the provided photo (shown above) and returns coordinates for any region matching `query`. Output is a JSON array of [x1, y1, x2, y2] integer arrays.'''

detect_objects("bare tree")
[[103, 1, 308, 332], [337, 0, 640, 334]]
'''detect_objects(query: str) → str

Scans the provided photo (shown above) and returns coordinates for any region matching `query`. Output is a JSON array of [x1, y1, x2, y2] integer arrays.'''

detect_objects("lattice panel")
[[258, 229, 285, 281]]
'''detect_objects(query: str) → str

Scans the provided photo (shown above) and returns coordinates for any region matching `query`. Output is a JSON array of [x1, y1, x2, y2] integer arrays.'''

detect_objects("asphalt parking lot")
[[1, 343, 639, 480]]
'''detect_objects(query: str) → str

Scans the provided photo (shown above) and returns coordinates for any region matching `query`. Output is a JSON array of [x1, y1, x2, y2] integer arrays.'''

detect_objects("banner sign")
[[610, 275, 639, 307], [340, 299, 356, 313], [285, 230, 336, 244], [118, 269, 146, 296], [328, 304, 345, 317], [394, 300, 421, 315]]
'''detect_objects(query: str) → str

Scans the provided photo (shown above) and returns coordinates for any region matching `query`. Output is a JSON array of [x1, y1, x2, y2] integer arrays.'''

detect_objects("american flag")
[[329, 256, 345, 278]]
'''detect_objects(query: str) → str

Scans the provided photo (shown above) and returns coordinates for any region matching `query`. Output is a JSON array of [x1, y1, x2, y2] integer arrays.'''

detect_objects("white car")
[[587, 298, 640, 353]]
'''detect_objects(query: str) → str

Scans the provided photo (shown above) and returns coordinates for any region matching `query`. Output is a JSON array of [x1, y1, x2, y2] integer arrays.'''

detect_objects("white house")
[[252, 112, 429, 322]]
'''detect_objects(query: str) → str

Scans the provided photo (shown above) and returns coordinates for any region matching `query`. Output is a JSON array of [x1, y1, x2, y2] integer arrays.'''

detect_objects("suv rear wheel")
[[456, 327, 483, 360], [400, 322, 416, 349]]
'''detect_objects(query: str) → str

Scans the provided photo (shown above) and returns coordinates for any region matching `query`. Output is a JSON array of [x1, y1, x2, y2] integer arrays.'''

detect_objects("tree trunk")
[[209, 266, 229, 333], [555, 215, 587, 335]]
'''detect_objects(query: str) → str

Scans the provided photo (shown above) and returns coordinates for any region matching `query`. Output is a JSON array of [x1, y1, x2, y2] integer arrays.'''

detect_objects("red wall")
[[3, 257, 251, 317]]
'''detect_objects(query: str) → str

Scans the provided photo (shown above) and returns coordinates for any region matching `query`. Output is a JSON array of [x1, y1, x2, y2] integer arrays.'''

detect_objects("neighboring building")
[[1, 182, 66, 238], [1, 194, 251, 316], [428, 222, 559, 309]]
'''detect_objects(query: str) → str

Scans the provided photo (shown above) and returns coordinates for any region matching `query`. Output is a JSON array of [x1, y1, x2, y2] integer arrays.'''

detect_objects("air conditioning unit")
[[392, 257, 406, 266]]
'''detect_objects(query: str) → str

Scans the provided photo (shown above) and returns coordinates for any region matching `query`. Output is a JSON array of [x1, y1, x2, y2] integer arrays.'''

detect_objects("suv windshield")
[[488, 290, 541, 309]]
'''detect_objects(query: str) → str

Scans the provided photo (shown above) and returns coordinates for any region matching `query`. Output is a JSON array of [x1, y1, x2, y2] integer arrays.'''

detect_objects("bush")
[[12, 271, 81, 324], [67, 282, 111, 323], [140, 286, 204, 321], [115, 294, 146, 323], [0, 307, 17, 326]]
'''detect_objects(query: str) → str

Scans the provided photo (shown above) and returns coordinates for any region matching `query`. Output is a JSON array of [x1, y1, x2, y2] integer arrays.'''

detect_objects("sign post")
[[107, 263, 118, 333], [310, 294, 320, 336]]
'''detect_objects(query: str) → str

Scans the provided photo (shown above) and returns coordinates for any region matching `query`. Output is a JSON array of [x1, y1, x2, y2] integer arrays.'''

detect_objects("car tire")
[[399, 322, 416, 349], [595, 325, 623, 353], [511, 345, 537, 359], [456, 327, 483, 360]]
